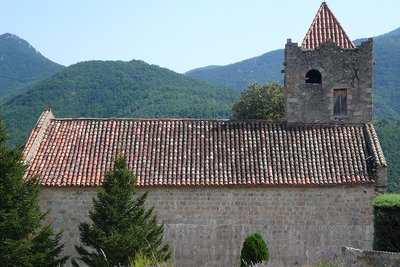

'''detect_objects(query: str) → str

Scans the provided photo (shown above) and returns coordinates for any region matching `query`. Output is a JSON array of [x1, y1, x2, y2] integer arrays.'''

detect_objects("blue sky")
[[2, 1, 399, 73]]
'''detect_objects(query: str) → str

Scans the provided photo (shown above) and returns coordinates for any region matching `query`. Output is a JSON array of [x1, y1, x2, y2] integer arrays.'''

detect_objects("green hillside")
[[2, 60, 239, 145], [374, 117, 400, 192], [186, 49, 284, 90], [0, 33, 64, 97], [371, 28, 400, 118]]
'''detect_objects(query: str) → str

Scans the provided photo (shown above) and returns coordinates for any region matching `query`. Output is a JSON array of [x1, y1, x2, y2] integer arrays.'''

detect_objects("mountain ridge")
[[185, 49, 284, 90], [0, 33, 64, 97]]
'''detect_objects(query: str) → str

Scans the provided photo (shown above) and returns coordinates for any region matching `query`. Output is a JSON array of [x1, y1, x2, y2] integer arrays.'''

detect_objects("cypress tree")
[[73, 156, 171, 266], [0, 115, 68, 266]]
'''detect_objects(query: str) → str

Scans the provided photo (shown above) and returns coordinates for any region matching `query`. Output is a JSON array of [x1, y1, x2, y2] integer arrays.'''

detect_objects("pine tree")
[[73, 156, 171, 266], [0, 115, 68, 266]]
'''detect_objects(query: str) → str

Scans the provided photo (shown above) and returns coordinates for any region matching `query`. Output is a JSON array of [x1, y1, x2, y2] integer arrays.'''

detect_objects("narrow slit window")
[[333, 89, 347, 116]]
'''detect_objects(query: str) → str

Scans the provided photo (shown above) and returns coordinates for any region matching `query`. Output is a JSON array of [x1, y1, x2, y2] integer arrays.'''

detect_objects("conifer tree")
[[73, 156, 171, 266], [0, 115, 68, 266]]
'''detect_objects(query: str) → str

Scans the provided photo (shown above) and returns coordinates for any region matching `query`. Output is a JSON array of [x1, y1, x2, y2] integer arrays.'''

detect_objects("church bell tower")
[[284, 2, 373, 124]]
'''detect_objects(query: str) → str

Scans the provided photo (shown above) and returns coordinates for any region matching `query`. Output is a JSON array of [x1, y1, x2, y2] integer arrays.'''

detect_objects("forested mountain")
[[186, 49, 284, 90], [374, 118, 400, 192], [2, 60, 239, 145], [371, 27, 400, 192], [368, 28, 400, 118], [0, 33, 64, 97]]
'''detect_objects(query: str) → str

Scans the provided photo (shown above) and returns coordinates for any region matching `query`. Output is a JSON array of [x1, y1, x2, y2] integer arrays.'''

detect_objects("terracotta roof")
[[302, 2, 355, 49], [23, 110, 385, 187]]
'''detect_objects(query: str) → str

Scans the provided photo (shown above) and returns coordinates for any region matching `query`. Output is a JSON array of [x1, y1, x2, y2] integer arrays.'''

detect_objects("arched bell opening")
[[305, 69, 322, 84]]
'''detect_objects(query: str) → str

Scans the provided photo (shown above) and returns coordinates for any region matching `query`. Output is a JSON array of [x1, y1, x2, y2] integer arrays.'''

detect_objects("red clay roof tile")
[[302, 2, 355, 49], [23, 111, 385, 187]]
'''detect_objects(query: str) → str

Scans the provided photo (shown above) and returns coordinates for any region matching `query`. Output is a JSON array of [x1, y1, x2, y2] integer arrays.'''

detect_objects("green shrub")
[[372, 193, 400, 252], [240, 232, 269, 267], [130, 252, 174, 267]]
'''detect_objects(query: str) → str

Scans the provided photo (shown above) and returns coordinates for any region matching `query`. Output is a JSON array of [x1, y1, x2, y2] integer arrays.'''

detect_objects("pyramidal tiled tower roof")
[[302, 2, 355, 49]]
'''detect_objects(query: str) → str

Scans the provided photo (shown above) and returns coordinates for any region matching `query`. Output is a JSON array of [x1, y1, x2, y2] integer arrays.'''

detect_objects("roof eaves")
[[365, 123, 387, 167], [23, 108, 54, 164]]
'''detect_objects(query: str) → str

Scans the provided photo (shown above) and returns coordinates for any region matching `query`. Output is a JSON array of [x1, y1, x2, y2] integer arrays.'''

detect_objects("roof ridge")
[[53, 117, 231, 122], [364, 123, 387, 167], [50, 117, 368, 127], [301, 2, 355, 49]]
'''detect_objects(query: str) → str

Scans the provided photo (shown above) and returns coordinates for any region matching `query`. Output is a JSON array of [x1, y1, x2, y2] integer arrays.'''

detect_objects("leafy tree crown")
[[232, 82, 284, 121]]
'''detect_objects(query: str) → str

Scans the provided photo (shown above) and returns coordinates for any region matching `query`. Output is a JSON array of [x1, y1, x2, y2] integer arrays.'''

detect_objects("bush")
[[240, 232, 269, 267], [130, 253, 174, 267], [372, 193, 400, 252]]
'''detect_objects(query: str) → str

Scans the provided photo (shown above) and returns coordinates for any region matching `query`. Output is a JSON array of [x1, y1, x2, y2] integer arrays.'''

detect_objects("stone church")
[[23, 2, 386, 266]]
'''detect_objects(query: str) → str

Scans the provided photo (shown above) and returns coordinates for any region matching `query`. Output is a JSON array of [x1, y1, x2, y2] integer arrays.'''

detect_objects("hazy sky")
[[2, 1, 399, 73]]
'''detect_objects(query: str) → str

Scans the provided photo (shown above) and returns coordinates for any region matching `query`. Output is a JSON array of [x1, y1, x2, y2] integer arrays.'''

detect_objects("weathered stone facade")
[[41, 185, 375, 267], [284, 39, 373, 124]]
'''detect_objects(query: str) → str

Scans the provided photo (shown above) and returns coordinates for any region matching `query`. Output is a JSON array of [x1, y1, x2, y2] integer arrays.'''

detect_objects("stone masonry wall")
[[40, 185, 375, 267], [342, 247, 400, 267], [284, 39, 373, 124]]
